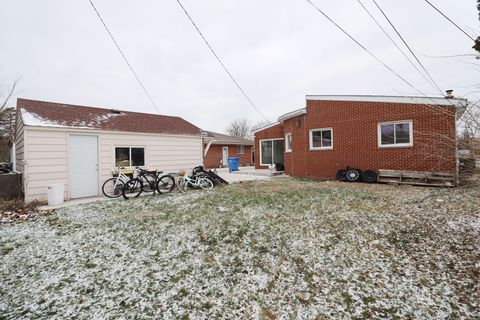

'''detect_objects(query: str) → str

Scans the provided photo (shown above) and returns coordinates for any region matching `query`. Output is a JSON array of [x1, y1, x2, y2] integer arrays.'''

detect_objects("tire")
[[361, 170, 377, 183], [156, 175, 176, 194], [122, 178, 143, 199], [345, 169, 361, 182], [198, 177, 214, 190], [140, 174, 156, 192], [102, 178, 125, 198], [336, 169, 347, 181]]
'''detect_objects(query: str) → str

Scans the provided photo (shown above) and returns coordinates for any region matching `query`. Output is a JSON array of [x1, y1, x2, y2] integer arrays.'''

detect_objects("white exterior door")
[[222, 147, 229, 166], [69, 135, 99, 198]]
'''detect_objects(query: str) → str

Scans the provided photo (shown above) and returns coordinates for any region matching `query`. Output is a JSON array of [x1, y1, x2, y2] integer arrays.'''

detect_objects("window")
[[236, 145, 245, 154], [115, 147, 145, 167], [285, 133, 292, 152], [260, 139, 284, 166], [309, 128, 333, 150], [378, 121, 413, 147]]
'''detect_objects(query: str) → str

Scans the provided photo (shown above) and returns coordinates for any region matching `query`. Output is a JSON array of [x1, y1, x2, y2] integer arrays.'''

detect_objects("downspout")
[[454, 100, 468, 186], [11, 142, 16, 172], [204, 140, 214, 157]]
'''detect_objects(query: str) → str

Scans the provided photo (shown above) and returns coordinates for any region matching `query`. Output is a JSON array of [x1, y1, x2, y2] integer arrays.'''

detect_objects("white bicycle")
[[102, 167, 134, 198]]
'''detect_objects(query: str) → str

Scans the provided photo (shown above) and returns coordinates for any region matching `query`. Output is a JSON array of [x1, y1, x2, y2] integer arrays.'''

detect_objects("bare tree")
[[225, 118, 251, 139], [251, 120, 271, 132], [0, 78, 19, 112], [0, 78, 20, 162]]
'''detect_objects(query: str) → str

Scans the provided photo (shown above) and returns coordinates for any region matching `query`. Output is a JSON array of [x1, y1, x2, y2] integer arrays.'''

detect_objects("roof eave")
[[278, 108, 306, 123], [210, 140, 253, 146], [252, 122, 280, 134]]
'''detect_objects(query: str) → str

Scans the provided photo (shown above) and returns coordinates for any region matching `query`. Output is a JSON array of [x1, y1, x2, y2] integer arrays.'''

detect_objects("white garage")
[[14, 98, 207, 202]]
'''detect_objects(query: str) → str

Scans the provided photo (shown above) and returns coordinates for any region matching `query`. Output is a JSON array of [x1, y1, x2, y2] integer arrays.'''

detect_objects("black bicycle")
[[122, 167, 176, 199]]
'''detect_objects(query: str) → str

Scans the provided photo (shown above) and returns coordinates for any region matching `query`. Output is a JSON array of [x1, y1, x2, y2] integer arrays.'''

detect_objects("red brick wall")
[[254, 124, 284, 169], [283, 115, 307, 177], [204, 144, 253, 169], [254, 100, 457, 178]]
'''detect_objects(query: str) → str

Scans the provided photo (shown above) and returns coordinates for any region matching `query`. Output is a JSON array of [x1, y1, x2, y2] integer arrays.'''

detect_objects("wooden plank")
[[377, 169, 456, 187]]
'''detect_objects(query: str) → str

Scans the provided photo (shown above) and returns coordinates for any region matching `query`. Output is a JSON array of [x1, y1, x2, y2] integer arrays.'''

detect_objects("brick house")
[[203, 131, 253, 169], [254, 95, 467, 180]]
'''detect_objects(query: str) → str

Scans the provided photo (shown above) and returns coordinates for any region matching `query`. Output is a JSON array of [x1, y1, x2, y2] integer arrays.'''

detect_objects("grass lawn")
[[1, 179, 479, 319]]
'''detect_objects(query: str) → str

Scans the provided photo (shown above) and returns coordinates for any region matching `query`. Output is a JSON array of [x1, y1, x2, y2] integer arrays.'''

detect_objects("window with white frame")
[[378, 120, 413, 147], [309, 128, 333, 150], [236, 145, 245, 154], [285, 133, 292, 152], [260, 139, 284, 165], [115, 147, 145, 167]]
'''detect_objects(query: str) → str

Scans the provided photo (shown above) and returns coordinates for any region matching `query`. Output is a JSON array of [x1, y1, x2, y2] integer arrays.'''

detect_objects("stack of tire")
[[336, 167, 377, 183]]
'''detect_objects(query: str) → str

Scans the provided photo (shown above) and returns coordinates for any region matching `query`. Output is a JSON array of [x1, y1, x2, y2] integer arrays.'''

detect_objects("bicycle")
[[176, 169, 214, 193], [122, 167, 176, 199], [102, 167, 135, 198]]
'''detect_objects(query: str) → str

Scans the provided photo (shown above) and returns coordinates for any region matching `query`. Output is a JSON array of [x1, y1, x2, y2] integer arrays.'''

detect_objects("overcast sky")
[[1, 0, 479, 133]]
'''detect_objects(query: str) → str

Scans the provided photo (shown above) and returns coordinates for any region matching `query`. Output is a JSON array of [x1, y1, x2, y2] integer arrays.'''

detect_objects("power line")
[[421, 0, 476, 41], [174, 0, 269, 122], [356, 0, 440, 94], [417, 52, 479, 59], [371, 0, 444, 95], [303, 0, 460, 122], [88, 0, 161, 114], [303, 0, 435, 99]]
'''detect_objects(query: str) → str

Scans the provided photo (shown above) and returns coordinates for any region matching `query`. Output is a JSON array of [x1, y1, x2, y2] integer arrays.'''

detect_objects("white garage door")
[[69, 135, 99, 198]]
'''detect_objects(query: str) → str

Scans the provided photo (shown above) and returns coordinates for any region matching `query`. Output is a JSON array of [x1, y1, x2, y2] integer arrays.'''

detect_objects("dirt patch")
[[0, 199, 47, 224]]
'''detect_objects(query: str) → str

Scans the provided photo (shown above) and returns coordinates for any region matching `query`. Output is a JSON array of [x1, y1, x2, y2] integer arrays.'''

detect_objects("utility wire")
[[418, 52, 479, 59], [303, 0, 437, 100], [356, 0, 440, 94], [174, 0, 269, 122], [422, 0, 476, 41], [303, 0, 461, 123], [371, 0, 444, 95], [88, 0, 161, 114]]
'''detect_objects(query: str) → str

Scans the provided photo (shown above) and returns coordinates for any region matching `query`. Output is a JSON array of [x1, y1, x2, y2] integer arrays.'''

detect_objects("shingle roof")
[[206, 131, 253, 145], [17, 98, 206, 136]]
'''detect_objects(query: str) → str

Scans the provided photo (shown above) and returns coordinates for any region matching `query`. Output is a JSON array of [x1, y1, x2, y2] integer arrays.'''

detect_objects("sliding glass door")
[[260, 139, 284, 166]]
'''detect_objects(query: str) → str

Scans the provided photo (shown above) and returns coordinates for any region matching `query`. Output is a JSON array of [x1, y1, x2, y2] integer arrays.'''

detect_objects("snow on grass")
[[1, 180, 479, 319]]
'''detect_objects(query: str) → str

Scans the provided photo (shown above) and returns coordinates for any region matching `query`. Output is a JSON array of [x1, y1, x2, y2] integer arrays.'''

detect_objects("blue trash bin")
[[227, 157, 240, 173]]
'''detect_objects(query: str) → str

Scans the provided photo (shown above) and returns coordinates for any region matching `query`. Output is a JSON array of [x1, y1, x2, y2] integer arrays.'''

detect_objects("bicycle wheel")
[[198, 177, 214, 190], [177, 176, 188, 193], [102, 178, 125, 198], [156, 175, 176, 194], [122, 178, 143, 199], [140, 174, 156, 193]]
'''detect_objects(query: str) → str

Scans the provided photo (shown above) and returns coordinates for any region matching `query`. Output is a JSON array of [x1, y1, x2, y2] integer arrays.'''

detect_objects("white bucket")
[[47, 184, 64, 206]]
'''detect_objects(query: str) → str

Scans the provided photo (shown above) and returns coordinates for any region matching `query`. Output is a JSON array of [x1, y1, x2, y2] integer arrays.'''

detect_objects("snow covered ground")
[[1, 179, 479, 319]]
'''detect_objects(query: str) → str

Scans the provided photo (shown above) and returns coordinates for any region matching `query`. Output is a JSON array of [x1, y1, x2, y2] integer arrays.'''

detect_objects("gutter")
[[278, 108, 306, 123], [204, 140, 214, 157]]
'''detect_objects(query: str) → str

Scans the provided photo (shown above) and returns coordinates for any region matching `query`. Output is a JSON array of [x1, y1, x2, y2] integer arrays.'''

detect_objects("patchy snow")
[[0, 181, 479, 319], [21, 108, 125, 129]]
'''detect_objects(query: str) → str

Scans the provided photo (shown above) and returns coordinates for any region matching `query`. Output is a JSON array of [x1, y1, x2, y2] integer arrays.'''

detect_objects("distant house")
[[203, 131, 253, 168], [14, 98, 207, 202], [254, 95, 467, 179]]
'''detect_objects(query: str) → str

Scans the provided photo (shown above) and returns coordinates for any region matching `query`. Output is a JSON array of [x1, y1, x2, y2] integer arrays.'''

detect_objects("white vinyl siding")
[[14, 114, 25, 174], [22, 127, 204, 202]]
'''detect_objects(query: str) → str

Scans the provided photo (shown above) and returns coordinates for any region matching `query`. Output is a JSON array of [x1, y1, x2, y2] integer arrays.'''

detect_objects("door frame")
[[67, 133, 100, 199], [259, 138, 284, 166], [222, 146, 229, 166]]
